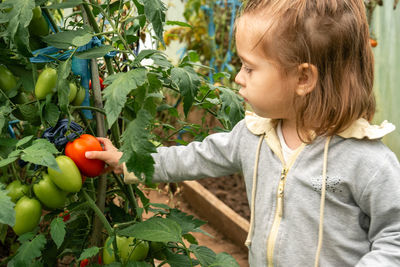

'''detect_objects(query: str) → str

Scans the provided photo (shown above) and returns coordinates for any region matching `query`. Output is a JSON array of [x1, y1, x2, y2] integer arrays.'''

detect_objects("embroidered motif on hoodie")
[[311, 175, 343, 193]]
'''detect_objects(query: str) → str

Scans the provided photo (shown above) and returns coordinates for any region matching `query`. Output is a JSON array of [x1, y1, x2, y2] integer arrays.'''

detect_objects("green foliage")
[[0, 183, 15, 226], [118, 217, 182, 243], [10, 234, 47, 266], [50, 217, 66, 249]]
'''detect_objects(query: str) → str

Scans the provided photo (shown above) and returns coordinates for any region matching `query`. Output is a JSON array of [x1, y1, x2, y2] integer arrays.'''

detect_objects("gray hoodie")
[[124, 112, 400, 266]]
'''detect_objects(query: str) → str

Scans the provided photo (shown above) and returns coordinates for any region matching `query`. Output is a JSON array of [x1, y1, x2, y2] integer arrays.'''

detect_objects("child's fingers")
[[85, 150, 109, 161]]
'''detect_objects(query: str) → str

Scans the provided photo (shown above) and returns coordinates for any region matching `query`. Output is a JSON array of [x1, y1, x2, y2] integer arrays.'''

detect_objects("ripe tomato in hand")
[[65, 134, 105, 177]]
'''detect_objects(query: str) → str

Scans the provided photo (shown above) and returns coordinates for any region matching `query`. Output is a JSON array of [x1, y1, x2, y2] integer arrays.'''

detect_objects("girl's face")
[[235, 14, 297, 119]]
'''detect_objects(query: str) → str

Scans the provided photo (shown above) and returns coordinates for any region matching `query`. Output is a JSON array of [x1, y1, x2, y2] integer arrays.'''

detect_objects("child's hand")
[[85, 137, 123, 174]]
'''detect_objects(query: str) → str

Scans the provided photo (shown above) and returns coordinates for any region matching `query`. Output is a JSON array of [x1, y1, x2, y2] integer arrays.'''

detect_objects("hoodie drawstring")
[[314, 136, 332, 267], [245, 133, 265, 247]]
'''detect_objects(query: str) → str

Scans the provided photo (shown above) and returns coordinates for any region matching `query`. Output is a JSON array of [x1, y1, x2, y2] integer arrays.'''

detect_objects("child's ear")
[[295, 63, 318, 96]]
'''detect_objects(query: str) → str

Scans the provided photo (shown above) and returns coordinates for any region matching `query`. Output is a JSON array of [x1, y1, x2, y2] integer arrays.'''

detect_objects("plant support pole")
[[81, 4, 108, 248]]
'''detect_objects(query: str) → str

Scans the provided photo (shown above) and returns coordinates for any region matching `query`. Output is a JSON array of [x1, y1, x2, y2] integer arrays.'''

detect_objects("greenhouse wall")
[[372, 3, 400, 158]]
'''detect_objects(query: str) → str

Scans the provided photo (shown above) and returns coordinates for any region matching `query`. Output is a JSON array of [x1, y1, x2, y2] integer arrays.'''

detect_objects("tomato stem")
[[82, 190, 113, 235]]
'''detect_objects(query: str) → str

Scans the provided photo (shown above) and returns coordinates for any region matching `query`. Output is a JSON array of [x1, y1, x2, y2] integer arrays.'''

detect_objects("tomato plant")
[[65, 134, 105, 177], [0, 1, 245, 266]]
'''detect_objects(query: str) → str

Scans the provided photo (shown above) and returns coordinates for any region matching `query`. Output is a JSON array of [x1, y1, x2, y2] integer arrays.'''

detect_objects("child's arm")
[[355, 152, 400, 266], [85, 120, 247, 182]]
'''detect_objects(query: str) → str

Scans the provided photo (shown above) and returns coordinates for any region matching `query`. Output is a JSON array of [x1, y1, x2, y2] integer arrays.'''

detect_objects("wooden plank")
[[181, 180, 249, 250]]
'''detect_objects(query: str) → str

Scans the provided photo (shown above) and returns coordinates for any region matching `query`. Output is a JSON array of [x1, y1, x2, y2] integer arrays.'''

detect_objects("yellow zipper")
[[267, 168, 288, 267]]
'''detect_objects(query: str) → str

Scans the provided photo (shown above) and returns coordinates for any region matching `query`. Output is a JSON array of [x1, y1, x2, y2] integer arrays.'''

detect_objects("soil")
[[197, 174, 250, 221]]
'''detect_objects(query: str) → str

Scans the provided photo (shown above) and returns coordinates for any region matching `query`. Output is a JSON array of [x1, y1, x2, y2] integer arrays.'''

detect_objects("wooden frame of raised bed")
[[180, 180, 250, 250]]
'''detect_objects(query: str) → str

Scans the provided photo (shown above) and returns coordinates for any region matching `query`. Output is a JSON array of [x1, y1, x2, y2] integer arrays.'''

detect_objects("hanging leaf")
[[50, 217, 66, 249], [218, 87, 245, 129], [144, 0, 166, 45], [6, 0, 35, 39], [77, 246, 100, 261], [120, 109, 156, 183], [103, 68, 147, 127], [44, 0, 83, 9], [190, 244, 216, 267], [11, 234, 47, 266], [170, 66, 201, 116]]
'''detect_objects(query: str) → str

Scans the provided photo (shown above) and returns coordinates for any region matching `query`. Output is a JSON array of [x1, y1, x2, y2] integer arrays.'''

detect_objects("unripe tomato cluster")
[[6, 134, 104, 236], [103, 236, 150, 264]]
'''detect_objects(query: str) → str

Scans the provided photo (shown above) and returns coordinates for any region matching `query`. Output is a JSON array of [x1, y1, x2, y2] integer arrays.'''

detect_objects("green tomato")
[[35, 67, 57, 100], [68, 82, 78, 103], [11, 92, 29, 105], [0, 65, 17, 93], [6, 180, 28, 203], [33, 173, 68, 209], [28, 9, 49, 37], [48, 156, 82, 193], [13, 196, 42, 236], [32, 6, 42, 20], [122, 237, 149, 262], [72, 86, 86, 106], [103, 236, 149, 264]]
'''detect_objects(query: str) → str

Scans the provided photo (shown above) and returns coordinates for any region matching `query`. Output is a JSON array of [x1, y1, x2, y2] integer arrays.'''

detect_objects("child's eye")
[[242, 65, 252, 73]]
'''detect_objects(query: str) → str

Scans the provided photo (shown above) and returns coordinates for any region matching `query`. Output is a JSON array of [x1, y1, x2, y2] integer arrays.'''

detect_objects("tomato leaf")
[[42, 27, 93, 49], [210, 252, 240, 267], [57, 59, 72, 113], [77, 246, 100, 261], [190, 244, 216, 267], [16, 136, 34, 148], [118, 217, 182, 243], [44, 103, 61, 127], [44, 0, 83, 9], [6, 0, 35, 39], [75, 45, 115, 59], [167, 209, 206, 235], [120, 109, 156, 183], [170, 66, 201, 116], [20, 139, 59, 171], [0, 156, 19, 168], [50, 217, 66, 249], [0, 184, 15, 226], [217, 87, 245, 130], [143, 0, 166, 46], [166, 20, 192, 28], [0, 104, 12, 132], [12, 234, 47, 265], [103, 68, 147, 127], [165, 249, 199, 267]]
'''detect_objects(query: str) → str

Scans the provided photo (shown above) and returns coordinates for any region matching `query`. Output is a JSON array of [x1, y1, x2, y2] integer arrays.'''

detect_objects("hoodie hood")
[[244, 111, 396, 140]]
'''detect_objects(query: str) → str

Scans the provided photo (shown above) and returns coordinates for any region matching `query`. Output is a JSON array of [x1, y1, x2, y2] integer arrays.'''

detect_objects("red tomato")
[[80, 258, 89, 267], [65, 134, 105, 177], [89, 77, 105, 90], [58, 210, 71, 222]]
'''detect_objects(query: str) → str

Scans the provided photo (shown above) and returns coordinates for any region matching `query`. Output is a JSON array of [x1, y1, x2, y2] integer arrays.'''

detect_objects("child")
[[86, 0, 400, 266]]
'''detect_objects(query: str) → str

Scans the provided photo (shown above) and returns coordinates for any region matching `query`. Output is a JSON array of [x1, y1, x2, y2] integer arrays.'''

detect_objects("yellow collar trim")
[[244, 111, 396, 140]]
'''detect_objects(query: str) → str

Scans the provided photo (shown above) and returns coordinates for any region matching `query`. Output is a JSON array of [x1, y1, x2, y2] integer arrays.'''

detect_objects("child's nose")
[[234, 69, 245, 87]]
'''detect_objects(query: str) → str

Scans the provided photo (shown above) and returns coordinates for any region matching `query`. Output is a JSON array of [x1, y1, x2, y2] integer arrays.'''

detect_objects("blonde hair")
[[241, 0, 375, 141]]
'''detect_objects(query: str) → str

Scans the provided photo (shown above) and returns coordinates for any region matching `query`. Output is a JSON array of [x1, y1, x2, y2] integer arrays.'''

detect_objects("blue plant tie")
[[42, 119, 84, 149], [7, 120, 19, 139]]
